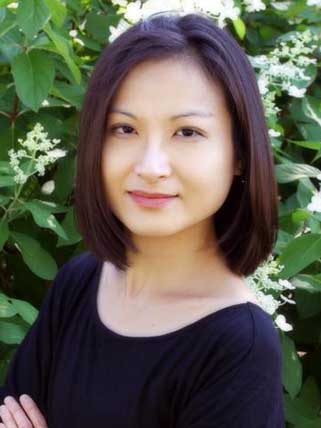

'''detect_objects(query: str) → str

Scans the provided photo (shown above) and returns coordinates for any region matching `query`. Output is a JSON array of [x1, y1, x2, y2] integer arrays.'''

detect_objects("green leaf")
[[0, 218, 9, 251], [287, 140, 321, 150], [292, 276, 321, 318], [17, 0, 50, 40], [284, 375, 321, 427], [281, 334, 302, 398], [50, 80, 84, 109], [0, 293, 17, 318], [302, 96, 321, 128], [232, 17, 246, 40], [0, 175, 15, 187], [57, 206, 82, 247], [295, 418, 321, 428], [275, 163, 321, 183], [0, 161, 14, 175], [299, 376, 321, 415], [10, 231, 57, 280], [0, 25, 23, 63], [11, 50, 55, 112], [279, 234, 321, 278], [24, 199, 69, 240], [10, 298, 38, 325], [43, 0, 67, 28], [296, 178, 315, 208], [291, 208, 310, 224], [0, 195, 11, 205], [85, 12, 119, 43], [0, 320, 28, 344], [43, 22, 81, 84], [0, 8, 15, 38], [284, 393, 320, 427]]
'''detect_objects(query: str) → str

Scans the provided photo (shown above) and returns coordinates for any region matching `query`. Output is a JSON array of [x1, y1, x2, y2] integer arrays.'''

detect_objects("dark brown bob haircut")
[[74, 10, 279, 278]]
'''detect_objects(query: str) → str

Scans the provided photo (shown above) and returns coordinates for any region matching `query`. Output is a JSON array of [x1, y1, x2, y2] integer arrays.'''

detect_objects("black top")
[[0, 251, 285, 427]]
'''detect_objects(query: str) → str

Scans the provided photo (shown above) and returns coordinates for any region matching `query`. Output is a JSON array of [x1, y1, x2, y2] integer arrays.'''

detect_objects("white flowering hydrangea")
[[249, 29, 319, 117], [109, 0, 243, 41], [245, 254, 296, 331], [8, 123, 67, 185]]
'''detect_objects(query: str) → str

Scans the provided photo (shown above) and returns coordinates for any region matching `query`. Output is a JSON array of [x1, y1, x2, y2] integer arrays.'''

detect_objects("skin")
[[0, 395, 47, 428], [102, 55, 251, 306]]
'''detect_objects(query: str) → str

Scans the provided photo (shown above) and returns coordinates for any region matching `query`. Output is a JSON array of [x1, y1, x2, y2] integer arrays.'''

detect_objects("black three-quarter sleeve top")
[[0, 251, 285, 427]]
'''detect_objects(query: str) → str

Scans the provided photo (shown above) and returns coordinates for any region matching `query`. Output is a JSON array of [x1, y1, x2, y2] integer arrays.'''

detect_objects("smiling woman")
[[75, 13, 278, 280], [0, 10, 283, 428]]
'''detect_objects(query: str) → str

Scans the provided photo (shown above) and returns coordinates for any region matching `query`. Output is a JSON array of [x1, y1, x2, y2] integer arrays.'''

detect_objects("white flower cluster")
[[8, 123, 67, 185], [245, 254, 296, 331], [109, 0, 271, 42], [307, 0, 321, 7], [249, 29, 319, 117]]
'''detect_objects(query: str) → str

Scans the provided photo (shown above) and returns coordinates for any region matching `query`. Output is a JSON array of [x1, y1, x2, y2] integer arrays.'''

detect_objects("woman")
[[0, 11, 284, 428]]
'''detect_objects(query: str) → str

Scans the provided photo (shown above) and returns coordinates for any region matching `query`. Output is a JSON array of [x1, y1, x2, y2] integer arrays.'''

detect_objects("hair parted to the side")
[[74, 10, 279, 277]]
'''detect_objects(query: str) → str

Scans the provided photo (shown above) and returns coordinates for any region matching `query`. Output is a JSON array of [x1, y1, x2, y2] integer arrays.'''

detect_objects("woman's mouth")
[[127, 191, 178, 208]]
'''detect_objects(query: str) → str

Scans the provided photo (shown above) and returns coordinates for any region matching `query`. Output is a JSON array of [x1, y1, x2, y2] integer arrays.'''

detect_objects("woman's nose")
[[134, 144, 171, 181]]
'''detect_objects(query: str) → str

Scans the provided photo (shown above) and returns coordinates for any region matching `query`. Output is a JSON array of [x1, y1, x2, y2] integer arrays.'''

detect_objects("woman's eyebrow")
[[109, 108, 214, 120]]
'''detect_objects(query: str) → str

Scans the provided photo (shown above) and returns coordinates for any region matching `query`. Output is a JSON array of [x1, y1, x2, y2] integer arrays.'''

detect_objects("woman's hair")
[[74, 10, 279, 277]]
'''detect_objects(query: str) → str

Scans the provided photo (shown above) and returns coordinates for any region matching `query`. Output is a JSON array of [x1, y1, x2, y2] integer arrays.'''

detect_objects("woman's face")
[[102, 56, 241, 239]]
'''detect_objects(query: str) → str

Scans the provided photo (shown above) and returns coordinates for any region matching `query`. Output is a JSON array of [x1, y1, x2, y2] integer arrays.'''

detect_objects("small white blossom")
[[69, 29, 78, 38], [278, 279, 296, 290], [41, 180, 55, 195], [288, 85, 307, 98], [111, 0, 128, 6], [7, 2, 18, 8], [280, 294, 296, 305], [307, 190, 321, 213], [41, 100, 50, 107], [258, 74, 269, 95], [181, 0, 198, 12], [109, 19, 132, 43], [243, 0, 266, 13], [73, 38, 85, 46], [47, 215, 57, 228], [124, 0, 143, 22], [141, 0, 182, 19], [269, 129, 281, 137], [275, 314, 293, 331]]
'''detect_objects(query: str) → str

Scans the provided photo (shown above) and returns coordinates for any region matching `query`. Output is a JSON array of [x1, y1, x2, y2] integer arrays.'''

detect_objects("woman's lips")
[[128, 192, 178, 208]]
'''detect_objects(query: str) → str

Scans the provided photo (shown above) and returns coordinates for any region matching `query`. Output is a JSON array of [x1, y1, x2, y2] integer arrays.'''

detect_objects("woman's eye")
[[110, 125, 135, 135], [109, 125, 202, 139], [176, 128, 203, 138]]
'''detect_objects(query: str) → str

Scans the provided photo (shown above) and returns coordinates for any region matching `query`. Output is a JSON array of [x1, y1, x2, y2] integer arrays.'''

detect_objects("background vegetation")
[[0, 0, 320, 426]]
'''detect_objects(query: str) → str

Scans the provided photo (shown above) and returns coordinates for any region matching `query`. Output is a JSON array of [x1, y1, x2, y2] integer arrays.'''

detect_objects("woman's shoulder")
[[49, 250, 99, 302], [206, 300, 282, 371]]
